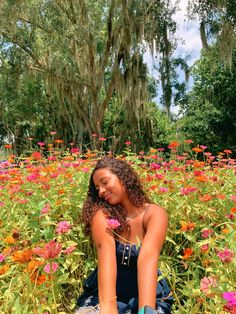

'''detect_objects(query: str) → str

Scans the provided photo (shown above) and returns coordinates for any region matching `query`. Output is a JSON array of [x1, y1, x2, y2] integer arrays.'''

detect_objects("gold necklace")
[[126, 206, 147, 221]]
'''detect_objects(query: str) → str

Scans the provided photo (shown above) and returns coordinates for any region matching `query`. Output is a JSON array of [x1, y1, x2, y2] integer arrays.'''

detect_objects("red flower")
[[33, 240, 62, 259]]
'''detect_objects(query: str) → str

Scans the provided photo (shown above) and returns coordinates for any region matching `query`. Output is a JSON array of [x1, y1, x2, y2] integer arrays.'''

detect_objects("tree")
[[179, 44, 236, 150], [0, 0, 161, 148]]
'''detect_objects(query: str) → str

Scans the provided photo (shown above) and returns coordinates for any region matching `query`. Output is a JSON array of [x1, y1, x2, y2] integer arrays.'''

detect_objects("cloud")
[[173, 0, 202, 64]]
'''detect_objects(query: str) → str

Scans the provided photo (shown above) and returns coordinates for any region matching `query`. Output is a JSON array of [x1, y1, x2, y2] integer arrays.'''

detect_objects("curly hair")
[[82, 157, 151, 236]]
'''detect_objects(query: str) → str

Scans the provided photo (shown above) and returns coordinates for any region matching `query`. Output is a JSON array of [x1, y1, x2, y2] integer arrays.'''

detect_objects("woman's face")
[[93, 168, 127, 205]]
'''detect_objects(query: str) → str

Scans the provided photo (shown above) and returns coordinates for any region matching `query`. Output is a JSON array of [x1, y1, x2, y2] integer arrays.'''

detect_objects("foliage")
[[0, 142, 235, 313], [0, 0, 169, 146], [179, 45, 236, 152]]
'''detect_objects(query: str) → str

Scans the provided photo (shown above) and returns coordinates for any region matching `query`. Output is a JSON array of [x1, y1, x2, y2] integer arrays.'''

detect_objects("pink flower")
[[150, 163, 161, 170], [180, 187, 198, 195], [50, 131, 57, 135], [44, 262, 59, 273], [0, 202, 4, 207], [184, 139, 193, 144], [27, 173, 40, 181], [200, 145, 208, 150], [125, 141, 132, 145], [37, 142, 45, 147], [41, 203, 50, 215], [225, 213, 235, 220], [98, 137, 106, 141], [71, 147, 80, 154], [159, 187, 168, 193], [201, 229, 214, 239], [223, 292, 236, 306], [48, 156, 57, 161], [200, 276, 217, 296], [217, 249, 235, 263], [231, 196, 236, 203], [56, 221, 71, 234], [63, 246, 77, 255], [0, 254, 5, 262], [204, 152, 212, 157], [33, 240, 62, 259], [82, 167, 90, 173], [108, 219, 121, 230], [200, 244, 209, 252]]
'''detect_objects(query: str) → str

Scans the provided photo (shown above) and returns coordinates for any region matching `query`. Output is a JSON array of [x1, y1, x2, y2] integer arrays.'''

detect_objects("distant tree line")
[[0, 0, 235, 154]]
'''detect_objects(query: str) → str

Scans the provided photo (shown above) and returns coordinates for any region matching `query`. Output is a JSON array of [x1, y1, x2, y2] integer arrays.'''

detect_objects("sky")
[[144, 0, 202, 114]]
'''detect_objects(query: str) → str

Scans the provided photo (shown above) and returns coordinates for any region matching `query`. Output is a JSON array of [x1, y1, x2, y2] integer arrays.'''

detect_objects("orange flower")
[[195, 175, 208, 182], [202, 260, 211, 267], [168, 141, 180, 149], [222, 228, 229, 234], [0, 264, 9, 275], [216, 194, 225, 199], [182, 248, 193, 259], [192, 147, 203, 153], [2, 247, 11, 256], [54, 139, 63, 144], [4, 144, 12, 149], [24, 260, 44, 273], [231, 207, 236, 214], [180, 221, 195, 231], [12, 249, 33, 263], [3, 235, 15, 244], [30, 273, 47, 285], [150, 148, 158, 153], [200, 194, 212, 202]]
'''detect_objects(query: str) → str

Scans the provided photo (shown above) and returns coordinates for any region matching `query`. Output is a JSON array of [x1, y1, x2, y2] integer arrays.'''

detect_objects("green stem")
[[50, 261, 57, 314]]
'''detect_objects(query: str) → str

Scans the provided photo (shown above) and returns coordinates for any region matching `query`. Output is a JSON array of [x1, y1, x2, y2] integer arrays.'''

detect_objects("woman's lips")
[[104, 193, 112, 201]]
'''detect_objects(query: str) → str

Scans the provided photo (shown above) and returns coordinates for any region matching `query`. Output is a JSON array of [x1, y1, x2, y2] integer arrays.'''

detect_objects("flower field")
[[0, 142, 235, 314]]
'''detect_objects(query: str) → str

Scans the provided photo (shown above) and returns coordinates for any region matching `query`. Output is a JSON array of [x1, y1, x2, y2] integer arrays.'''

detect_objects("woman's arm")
[[91, 210, 118, 314], [137, 205, 168, 310]]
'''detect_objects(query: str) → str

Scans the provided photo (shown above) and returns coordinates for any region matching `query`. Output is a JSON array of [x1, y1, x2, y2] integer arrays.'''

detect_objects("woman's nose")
[[99, 186, 106, 198]]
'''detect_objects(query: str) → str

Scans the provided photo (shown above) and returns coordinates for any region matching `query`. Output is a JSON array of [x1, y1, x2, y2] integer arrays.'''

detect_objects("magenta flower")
[[217, 248, 234, 263], [201, 228, 214, 239], [56, 221, 71, 234], [63, 246, 77, 255], [200, 276, 217, 296], [223, 292, 236, 306], [108, 219, 121, 230], [33, 240, 62, 259], [0, 254, 5, 262], [150, 163, 161, 170], [44, 262, 59, 274]]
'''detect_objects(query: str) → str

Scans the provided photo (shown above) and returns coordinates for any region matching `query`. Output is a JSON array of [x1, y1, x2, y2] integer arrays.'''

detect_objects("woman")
[[76, 157, 173, 314]]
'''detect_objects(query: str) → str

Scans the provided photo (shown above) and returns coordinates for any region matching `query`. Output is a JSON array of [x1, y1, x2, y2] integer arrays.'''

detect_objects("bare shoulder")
[[90, 209, 114, 248], [143, 203, 168, 228]]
